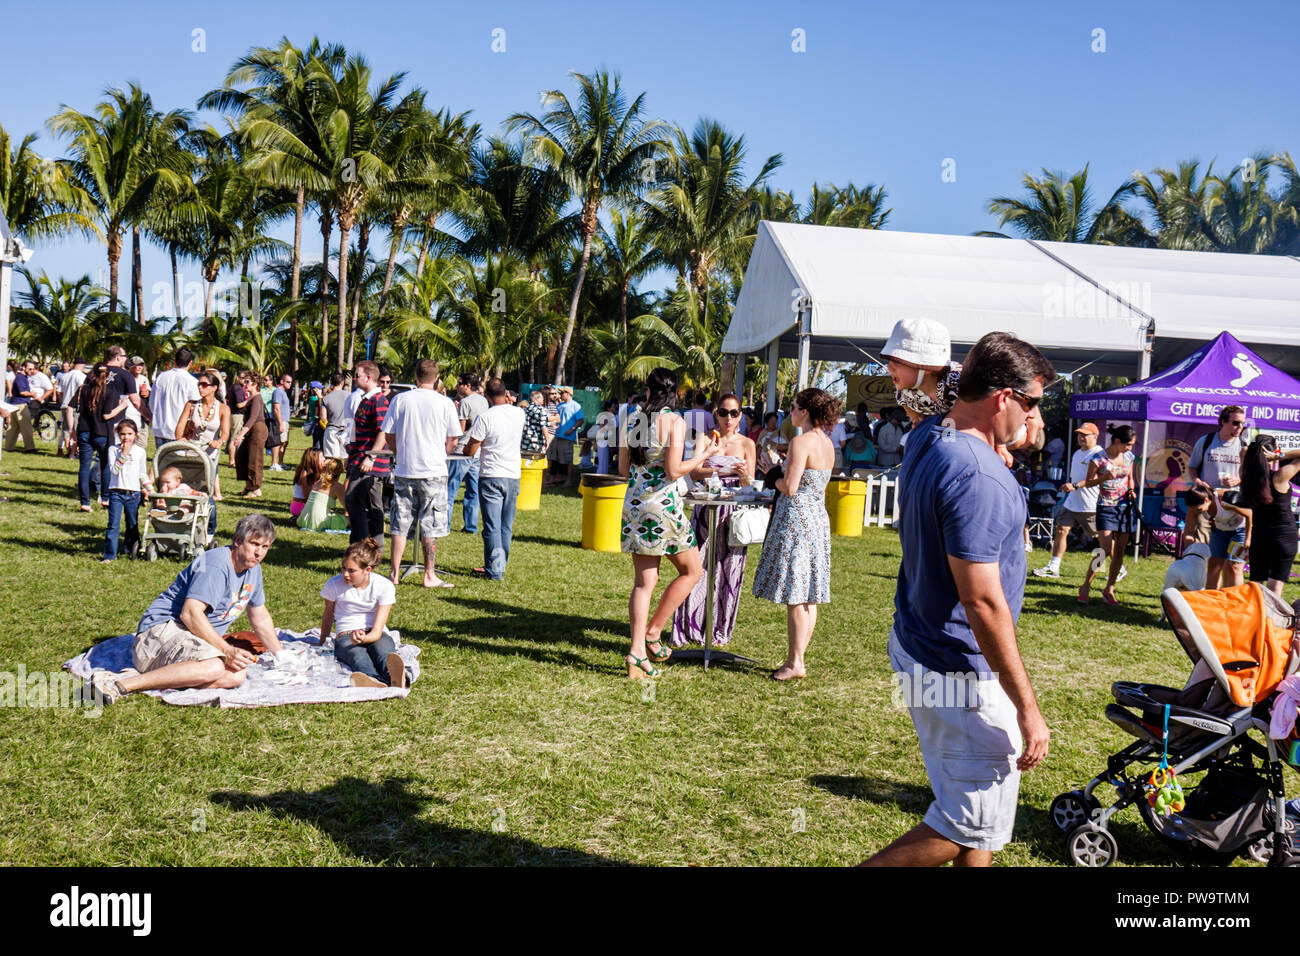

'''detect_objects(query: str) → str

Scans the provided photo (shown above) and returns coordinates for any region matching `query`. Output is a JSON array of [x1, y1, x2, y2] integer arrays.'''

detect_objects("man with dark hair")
[[101, 346, 143, 433], [3, 359, 43, 452], [865, 331, 1053, 868], [1186, 404, 1247, 555], [367, 358, 462, 587], [149, 347, 201, 444], [269, 373, 293, 470], [448, 372, 486, 534]]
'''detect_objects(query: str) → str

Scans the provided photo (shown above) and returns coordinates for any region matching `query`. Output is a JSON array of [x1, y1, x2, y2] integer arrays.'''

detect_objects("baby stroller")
[[1051, 583, 1300, 867], [139, 440, 215, 562], [1026, 480, 1059, 548]]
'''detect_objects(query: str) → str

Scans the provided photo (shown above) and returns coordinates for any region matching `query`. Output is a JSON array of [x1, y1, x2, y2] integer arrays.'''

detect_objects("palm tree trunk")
[[320, 211, 332, 359], [170, 246, 183, 321], [336, 214, 352, 373], [349, 221, 369, 351], [377, 209, 407, 317], [620, 279, 629, 341], [290, 187, 304, 300], [131, 226, 144, 323], [553, 218, 596, 384], [289, 187, 304, 377], [415, 228, 431, 280], [107, 229, 122, 314]]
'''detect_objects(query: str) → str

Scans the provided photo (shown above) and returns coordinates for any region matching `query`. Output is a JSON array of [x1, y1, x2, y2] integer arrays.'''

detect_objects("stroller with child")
[[139, 440, 215, 562], [1051, 583, 1300, 866]]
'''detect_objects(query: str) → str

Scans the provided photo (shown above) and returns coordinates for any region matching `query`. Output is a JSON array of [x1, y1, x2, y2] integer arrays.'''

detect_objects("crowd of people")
[[10, 315, 1300, 870]]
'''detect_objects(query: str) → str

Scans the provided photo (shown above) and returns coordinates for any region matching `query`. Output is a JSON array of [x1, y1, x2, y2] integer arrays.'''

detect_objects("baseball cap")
[[1073, 423, 1099, 436], [309, 380, 323, 389], [130, 355, 146, 367], [559, 386, 573, 395]]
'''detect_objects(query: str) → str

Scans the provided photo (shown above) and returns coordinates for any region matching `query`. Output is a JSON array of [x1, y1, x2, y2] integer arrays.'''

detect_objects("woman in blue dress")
[[753, 387, 840, 680]]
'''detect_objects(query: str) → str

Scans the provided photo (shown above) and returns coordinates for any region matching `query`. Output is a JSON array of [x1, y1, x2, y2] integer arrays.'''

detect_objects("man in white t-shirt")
[[1186, 404, 1247, 547], [365, 359, 462, 588], [1033, 423, 1106, 578], [149, 347, 201, 444], [464, 377, 526, 580]]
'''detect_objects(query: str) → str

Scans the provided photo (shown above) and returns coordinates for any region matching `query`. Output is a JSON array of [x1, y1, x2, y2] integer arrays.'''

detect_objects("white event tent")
[[723, 221, 1300, 412]]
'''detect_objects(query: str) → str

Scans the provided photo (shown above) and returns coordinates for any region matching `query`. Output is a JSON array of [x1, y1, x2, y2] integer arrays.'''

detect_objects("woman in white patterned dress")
[[752, 387, 840, 680], [619, 367, 719, 679]]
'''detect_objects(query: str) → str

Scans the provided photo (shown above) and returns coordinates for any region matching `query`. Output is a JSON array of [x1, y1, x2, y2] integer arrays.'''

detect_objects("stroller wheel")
[[144, 542, 157, 562], [1066, 823, 1118, 867], [1050, 790, 1100, 833], [1246, 834, 1273, 864]]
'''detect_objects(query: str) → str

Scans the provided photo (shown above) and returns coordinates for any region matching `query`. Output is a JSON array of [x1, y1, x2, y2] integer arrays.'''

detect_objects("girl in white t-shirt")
[[102, 419, 150, 562], [320, 538, 406, 688]]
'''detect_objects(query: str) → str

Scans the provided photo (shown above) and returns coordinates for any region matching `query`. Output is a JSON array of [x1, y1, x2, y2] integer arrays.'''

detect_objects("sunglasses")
[[1010, 389, 1042, 411], [380, 380, 392, 386], [1227, 420, 1246, 428], [716, 408, 741, 418]]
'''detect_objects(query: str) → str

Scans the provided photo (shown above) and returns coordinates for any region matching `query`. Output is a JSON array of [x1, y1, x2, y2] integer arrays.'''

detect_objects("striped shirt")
[[347, 390, 391, 475]]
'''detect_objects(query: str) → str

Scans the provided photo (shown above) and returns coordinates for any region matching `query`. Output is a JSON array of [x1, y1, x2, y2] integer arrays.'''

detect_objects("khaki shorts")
[[1055, 507, 1096, 533], [132, 619, 224, 672]]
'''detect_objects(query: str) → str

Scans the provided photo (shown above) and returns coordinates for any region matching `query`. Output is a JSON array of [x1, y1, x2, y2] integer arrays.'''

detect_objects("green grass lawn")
[[0, 430, 1284, 866]]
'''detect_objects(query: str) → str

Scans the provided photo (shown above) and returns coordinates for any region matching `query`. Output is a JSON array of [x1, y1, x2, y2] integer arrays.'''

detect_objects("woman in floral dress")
[[753, 387, 840, 680], [619, 367, 719, 679]]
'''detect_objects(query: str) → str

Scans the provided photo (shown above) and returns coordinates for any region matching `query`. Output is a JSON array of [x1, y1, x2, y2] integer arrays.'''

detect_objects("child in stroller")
[[139, 441, 216, 561], [1052, 583, 1300, 866]]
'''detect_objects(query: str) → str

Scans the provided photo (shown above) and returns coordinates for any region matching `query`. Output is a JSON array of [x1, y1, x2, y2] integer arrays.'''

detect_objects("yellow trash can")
[[580, 474, 628, 552], [518, 456, 547, 511], [825, 477, 868, 537]]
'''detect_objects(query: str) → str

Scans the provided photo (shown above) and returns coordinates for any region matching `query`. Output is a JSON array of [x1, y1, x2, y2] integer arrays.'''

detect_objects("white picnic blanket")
[[63, 629, 420, 708]]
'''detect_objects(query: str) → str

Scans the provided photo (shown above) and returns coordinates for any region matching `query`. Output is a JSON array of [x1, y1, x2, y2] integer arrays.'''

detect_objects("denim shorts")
[[1095, 502, 1136, 534], [1209, 525, 1247, 563]]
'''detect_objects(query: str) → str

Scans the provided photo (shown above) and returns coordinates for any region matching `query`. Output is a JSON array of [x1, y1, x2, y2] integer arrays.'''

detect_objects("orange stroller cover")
[[1176, 584, 1295, 706]]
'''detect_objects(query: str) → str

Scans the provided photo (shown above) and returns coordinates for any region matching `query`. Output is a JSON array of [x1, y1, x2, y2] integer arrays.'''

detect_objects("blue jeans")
[[77, 431, 109, 505], [103, 490, 140, 560], [1209, 525, 1247, 563], [334, 630, 398, 683], [479, 477, 519, 580], [447, 456, 480, 533]]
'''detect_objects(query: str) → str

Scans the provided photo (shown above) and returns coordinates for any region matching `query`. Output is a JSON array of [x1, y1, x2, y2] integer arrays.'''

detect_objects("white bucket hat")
[[881, 318, 951, 369]]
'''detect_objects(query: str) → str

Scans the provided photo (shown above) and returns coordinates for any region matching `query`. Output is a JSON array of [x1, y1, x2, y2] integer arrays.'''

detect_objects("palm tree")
[[596, 208, 660, 340], [644, 119, 782, 313], [1202, 154, 1284, 254], [202, 37, 348, 372], [0, 126, 95, 243], [49, 85, 192, 315], [1131, 160, 1215, 250], [10, 268, 111, 361], [506, 69, 669, 384], [978, 165, 1146, 245]]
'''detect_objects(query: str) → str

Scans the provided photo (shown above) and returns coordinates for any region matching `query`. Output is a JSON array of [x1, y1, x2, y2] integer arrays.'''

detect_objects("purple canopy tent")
[[1069, 331, 1300, 558]]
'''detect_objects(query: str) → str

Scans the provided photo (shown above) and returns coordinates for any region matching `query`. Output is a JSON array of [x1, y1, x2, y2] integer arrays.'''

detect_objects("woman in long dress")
[[752, 387, 840, 680], [619, 367, 719, 679], [672, 392, 756, 648]]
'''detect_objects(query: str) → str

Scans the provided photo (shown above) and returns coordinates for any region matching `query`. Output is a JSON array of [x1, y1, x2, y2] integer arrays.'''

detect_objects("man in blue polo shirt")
[[85, 514, 284, 704], [547, 386, 584, 487], [864, 332, 1053, 867]]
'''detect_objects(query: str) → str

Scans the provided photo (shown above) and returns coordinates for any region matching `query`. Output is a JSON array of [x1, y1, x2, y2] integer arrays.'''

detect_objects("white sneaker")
[[1116, 565, 1128, 583], [1033, 565, 1061, 578]]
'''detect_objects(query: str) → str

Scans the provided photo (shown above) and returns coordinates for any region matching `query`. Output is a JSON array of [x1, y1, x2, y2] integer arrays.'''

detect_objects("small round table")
[[672, 493, 770, 670]]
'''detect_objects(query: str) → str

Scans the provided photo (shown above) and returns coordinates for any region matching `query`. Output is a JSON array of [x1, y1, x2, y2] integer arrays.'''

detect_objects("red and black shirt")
[[347, 390, 391, 475]]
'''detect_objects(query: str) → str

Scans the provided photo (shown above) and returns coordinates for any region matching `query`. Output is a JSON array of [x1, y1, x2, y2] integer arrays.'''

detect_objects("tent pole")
[[796, 307, 811, 391], [1138, 320, 1153, 380], [734, 353, 745, 406], [766, 340, 779, 418], [1132, 420, 1148, 563]]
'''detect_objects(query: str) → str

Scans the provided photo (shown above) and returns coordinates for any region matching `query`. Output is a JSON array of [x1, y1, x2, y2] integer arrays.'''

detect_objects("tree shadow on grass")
[[1023, 589, 1163, 628], [810, 774, 931, 813], [212, 775, 622, 866], [509, 532, 580, 549], [399, 596, 627, 673]]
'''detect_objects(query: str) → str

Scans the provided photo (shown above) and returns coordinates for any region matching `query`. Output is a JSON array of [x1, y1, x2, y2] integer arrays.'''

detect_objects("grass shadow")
[[810, 774, 931, 813], [212, 776, 622, 866]]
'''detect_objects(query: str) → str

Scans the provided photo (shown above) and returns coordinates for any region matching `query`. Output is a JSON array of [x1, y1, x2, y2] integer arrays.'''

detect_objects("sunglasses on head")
[[716, 408, 741, 418]]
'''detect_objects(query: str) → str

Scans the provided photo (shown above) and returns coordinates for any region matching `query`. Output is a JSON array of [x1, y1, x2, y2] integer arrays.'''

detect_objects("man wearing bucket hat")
[[1033, 423, 1106, 578]]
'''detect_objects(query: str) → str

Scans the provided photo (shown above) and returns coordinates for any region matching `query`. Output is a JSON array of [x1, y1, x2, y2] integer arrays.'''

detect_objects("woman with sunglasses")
[[1076, 423, 1137, 605], [672, 393, 756, 649], [177, 371, 230, 531]]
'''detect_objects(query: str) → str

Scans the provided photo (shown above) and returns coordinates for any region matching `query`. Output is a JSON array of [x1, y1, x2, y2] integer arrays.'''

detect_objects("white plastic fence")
[[857, 471, 901, 528]]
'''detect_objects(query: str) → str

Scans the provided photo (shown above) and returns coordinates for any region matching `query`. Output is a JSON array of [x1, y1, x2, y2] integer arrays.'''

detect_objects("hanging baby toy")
[[1146, 704, 1186, 816]]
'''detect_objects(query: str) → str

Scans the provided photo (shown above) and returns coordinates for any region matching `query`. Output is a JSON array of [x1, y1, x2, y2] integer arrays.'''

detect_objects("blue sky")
[[6, 0, 1299, 309]]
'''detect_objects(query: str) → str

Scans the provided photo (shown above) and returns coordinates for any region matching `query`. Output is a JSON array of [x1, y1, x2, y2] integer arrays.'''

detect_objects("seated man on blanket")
[[87, 514, 284, 704]]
